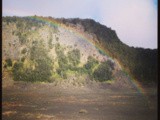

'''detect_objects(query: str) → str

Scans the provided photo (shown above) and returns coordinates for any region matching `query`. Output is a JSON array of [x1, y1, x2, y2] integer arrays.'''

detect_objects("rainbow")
[[29, 16, 108, 57], [28, 16, 148, 97]]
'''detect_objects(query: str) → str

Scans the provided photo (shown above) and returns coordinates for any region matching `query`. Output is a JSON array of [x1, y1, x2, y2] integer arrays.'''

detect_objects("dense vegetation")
[[12, 40, 53, 82], [84, 56, 99, 75], [93, 61, 114, 82], [10, 39, 114, 82]]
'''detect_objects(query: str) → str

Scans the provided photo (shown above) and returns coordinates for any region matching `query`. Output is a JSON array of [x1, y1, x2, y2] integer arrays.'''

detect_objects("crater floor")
[[2, 81, 157, 120]]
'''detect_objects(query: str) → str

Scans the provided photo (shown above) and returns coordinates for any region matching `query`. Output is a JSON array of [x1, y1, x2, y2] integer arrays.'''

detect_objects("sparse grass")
[[103, 79, 115, 84], [79, 109, 88, 114], [2, 111, 17, 116]]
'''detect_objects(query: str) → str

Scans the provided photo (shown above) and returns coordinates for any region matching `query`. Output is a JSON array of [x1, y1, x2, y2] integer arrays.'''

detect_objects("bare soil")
[[2, 80, 157, 120]]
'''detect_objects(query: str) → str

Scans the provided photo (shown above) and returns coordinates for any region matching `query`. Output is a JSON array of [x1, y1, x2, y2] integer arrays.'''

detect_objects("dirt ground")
[[2, 80, 157, 120]]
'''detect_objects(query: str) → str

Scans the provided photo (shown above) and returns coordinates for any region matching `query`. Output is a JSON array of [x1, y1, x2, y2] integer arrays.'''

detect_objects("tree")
[[93, 61, 113, 82]]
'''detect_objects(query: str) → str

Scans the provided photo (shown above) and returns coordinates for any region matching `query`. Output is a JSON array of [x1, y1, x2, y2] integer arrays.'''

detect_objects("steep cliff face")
[[60, 17, 157, 83], [2, 16, 157, 84]]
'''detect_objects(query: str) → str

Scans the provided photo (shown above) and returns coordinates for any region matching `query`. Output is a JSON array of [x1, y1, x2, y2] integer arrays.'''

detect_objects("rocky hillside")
[[59, 18, 157, 83], [2, 16, 157, 85]]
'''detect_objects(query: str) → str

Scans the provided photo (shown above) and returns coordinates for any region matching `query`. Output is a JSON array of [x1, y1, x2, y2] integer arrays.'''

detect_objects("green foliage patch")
[[55, 43, 82, 79], [67, 49, 80, 66], [12, 40, 53, 82], [93, 60, 114, 82], [5, 58, 12, 67], [84, 56, 99, 75]]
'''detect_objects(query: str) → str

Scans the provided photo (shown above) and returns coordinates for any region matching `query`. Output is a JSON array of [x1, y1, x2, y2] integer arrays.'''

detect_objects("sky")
[[3, 0, 157, 49]]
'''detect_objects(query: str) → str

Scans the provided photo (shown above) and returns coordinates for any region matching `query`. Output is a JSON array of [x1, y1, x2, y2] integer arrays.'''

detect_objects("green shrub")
[[12, 62, 24, 81], [55, 44, 83, 78], [93, 61, 113, 82], [84, 56, 99, 75], [55, 43, 69, 78], [56, 68, 67, 79], [21, 57, 26, 62], [67, 49, 80, 66], [12, 40, 53, 82], [56, 50, 68, 68], [5, 58, 12, 67], [84, 56, 98, 70]]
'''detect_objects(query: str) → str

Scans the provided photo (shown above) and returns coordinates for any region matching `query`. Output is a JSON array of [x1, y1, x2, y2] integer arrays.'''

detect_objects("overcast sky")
[[3, 0, 157, 49]]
